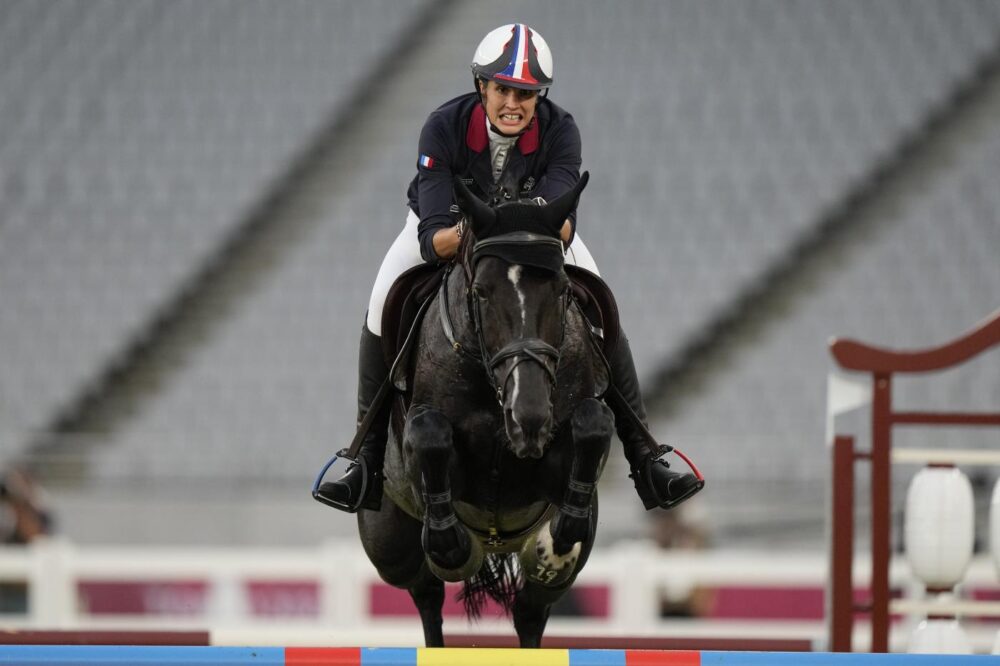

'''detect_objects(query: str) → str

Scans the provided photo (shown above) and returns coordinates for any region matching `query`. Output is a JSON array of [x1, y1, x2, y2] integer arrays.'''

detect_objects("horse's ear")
[[453, 177, 495, 237], [544, 171, 589, 234]]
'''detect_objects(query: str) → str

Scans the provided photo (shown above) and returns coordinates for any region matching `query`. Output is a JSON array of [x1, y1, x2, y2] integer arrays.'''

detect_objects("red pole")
[[830, 435, 856, 651], [871, 372, 892, 652]]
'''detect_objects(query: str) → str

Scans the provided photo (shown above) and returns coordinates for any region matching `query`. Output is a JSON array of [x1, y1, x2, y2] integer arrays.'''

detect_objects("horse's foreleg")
[[408, 566, 446, 647], [405, 405, 480, 581], [550, 398, 613, 555]]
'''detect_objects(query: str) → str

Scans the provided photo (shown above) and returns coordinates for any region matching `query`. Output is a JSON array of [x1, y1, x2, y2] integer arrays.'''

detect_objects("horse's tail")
[[458, 553, 520, 619]]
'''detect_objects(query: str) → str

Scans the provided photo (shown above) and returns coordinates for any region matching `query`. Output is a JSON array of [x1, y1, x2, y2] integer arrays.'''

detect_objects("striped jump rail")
[[0, 647, 997, 664]]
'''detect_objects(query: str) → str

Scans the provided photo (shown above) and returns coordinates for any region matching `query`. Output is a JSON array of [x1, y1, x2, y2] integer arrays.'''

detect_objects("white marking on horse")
[[506, 265, 525, 425], [534, 519, 581, 571], [508, 265, 526, 328]]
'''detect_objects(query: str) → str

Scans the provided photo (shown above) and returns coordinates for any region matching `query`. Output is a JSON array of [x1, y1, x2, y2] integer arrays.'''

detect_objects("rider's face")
[[479, 80, 538, 135]]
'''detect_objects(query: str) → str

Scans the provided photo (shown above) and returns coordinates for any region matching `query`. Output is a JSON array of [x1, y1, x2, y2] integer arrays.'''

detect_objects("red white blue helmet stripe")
[[495, 24, 536, 85]]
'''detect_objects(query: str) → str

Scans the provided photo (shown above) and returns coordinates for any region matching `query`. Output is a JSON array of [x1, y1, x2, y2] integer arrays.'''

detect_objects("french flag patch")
[[419, 154, 435, 169]]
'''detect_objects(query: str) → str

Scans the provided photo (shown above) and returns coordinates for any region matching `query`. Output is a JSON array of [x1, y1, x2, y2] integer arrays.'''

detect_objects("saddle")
[[565, 265, 620, 357], [380, 263, 446, 371], [380, 263, 622, 385]]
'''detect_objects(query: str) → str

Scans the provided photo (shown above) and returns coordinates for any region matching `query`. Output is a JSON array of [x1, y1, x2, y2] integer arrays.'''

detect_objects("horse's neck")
[[445, 263, 476, 345]]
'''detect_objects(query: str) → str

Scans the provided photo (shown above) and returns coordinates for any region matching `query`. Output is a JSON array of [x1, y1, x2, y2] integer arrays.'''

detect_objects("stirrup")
[[657, 466, 705, 510], [631, 446, 705, 511], [312, 448, 371, 513], [657, 446, 704, 510]]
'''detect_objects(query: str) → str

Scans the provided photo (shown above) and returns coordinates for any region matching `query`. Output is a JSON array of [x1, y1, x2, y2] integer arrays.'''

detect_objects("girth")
[[382, 479, 557, 555]]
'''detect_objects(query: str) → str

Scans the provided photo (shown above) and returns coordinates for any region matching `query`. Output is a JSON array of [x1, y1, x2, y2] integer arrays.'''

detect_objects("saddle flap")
[[382, 263, 447, 392], [381, 263, 446, 365], [566, 265, 620, 356]]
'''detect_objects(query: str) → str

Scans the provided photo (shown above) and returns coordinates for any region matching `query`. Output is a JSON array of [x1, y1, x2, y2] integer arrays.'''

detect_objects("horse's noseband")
[[480, 314, 562, 405]]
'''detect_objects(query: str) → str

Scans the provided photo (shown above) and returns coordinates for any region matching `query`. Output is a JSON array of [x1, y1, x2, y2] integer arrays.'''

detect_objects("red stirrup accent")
[[671, 447, 704, 482]]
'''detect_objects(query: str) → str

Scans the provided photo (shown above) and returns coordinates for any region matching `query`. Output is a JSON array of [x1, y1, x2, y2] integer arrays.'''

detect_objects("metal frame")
[[827, 309, 1000, 652]]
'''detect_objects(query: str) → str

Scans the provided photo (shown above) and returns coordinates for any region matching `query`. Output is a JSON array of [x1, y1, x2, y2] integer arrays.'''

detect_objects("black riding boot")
[[608, 330, 703, 510], [316, 324, 390, 512]]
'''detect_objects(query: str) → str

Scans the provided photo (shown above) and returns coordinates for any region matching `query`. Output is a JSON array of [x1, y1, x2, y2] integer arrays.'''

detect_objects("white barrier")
[[891, 457, 1000, 654], [0, 539, 998, 651]]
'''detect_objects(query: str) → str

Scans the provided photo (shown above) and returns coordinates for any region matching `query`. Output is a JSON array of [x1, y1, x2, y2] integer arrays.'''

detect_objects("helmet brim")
[[473, 68, 550, 91]]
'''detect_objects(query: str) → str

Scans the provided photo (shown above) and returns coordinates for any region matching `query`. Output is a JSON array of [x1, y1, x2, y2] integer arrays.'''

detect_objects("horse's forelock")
[[472, 233, 565, 276], [492, 202, 562, 239]]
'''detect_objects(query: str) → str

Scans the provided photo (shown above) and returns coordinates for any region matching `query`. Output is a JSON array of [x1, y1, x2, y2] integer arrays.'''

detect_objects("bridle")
[[440, 232, 569, 407]]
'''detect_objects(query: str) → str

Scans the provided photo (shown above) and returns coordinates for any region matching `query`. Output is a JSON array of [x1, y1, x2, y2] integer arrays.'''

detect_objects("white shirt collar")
[[487, 115, 517, 181]]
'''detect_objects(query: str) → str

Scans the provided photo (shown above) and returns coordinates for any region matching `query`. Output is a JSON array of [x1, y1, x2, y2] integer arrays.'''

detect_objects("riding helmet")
[[471, 23, 553, 91]]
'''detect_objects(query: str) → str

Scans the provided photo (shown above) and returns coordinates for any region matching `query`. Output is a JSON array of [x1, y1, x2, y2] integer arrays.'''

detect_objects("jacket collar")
[[466, 103, 539, 155]]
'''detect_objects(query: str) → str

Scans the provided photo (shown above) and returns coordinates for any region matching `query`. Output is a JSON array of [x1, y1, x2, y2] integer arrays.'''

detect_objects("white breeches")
[[366, 209, 600, 335]]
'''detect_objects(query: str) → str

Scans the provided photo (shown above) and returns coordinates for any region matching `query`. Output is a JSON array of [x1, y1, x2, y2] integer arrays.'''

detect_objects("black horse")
[[356, 173, 614, 647]]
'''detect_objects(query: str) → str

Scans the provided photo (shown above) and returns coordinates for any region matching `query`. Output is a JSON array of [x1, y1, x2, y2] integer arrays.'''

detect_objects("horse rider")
[[320, 24, 702, 513]]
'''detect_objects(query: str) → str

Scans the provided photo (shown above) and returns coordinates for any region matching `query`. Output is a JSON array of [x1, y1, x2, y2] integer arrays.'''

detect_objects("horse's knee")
[[424, 526, 484, 583], [571, 398, 614, 445], [405, 405, 453, 463]]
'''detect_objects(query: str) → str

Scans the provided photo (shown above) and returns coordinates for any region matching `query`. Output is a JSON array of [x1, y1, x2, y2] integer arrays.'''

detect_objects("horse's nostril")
[[504, 408, 521, 433], [513, 410, 551, 439]]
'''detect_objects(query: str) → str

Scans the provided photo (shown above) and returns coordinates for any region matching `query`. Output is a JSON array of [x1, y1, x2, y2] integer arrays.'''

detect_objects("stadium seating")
[[654, 76, 1000, 540], [0, 0, 431, 458], [2, 0, 998, 545]]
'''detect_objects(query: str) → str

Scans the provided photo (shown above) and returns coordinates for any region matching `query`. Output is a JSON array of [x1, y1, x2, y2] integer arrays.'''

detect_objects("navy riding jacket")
[[406, 92, 582, 263]]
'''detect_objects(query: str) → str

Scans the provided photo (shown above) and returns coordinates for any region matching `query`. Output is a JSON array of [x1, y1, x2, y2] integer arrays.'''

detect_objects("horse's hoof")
[[423, 524, 484, 582]]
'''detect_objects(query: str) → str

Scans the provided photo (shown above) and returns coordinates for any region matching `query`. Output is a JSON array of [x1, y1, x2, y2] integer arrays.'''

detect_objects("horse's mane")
[[456, 223, 477, 278]]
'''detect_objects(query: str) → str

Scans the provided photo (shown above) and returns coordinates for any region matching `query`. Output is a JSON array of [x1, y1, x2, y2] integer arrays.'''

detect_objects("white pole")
[[30, 537, 76, 628]]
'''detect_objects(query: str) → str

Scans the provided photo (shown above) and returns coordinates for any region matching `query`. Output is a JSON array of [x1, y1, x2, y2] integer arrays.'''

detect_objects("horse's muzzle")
[[505, 406, 552, 459], [492, 338, 559, 459]]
